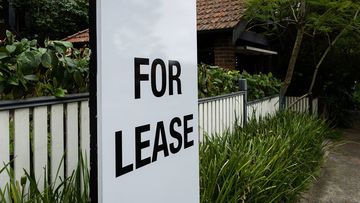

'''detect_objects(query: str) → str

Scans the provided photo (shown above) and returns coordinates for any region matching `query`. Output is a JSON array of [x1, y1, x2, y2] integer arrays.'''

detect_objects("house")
[[58, 0, 277, 73], [197, 0, 277, 73], [61, 29, 89, 48]]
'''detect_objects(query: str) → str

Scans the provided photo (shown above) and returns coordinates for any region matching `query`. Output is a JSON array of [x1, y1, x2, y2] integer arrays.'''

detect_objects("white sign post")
[[92, 1, 199, 202]]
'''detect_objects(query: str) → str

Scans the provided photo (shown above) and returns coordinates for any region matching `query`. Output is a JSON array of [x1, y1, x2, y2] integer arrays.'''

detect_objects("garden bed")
[[200, 111, 335, 203]]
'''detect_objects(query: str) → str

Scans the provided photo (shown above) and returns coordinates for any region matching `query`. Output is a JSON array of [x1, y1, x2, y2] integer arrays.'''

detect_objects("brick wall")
[[213, 34, 236, 69], [198, 31, 236, 69]]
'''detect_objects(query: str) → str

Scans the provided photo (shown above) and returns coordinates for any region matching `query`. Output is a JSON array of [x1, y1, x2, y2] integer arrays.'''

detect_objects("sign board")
[[91, 1, 199, 202]]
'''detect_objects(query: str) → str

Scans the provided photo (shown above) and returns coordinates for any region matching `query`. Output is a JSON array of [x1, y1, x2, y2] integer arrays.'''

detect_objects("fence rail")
[[0, 94, 90, 192]]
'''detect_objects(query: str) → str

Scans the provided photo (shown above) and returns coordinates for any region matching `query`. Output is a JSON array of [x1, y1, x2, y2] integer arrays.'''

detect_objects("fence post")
[[280, 95, 286, 110], [239, 79, 247, 126]]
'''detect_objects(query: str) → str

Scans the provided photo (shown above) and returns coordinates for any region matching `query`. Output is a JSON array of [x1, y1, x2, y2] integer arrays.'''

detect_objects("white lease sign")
[[95, 1, 199, 202]]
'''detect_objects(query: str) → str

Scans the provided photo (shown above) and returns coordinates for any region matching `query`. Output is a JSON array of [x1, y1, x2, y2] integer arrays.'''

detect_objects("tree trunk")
[[307, 29, 346, 94], [308, 7, 359, 94], [280, 26, 305, 97], [280, 0, 306, 97]]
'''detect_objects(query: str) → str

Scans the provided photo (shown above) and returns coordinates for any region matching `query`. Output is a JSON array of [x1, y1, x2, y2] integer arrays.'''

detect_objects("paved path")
[[300, 121, 360, 203]]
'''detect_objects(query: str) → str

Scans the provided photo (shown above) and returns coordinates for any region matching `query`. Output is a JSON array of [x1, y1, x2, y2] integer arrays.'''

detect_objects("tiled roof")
[[197, 0, 246, 31], [62, 29, 89, 43], [62, 0, 246, 41]]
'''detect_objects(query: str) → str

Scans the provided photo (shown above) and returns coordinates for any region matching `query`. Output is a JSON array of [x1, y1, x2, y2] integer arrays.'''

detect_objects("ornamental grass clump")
[[0, 156, 89, 203], [200, 111, 334, 203]]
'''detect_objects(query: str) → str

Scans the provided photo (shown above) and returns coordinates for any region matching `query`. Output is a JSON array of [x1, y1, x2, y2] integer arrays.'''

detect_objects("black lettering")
[[152, 121, 170, 162], [134, 57, 150, 99], [115, 131, 134, 177], [169, 117, 182, 154], [151, 59, 167, 97], [184, 114, 194, 149], [135, 124, 151, 169], [168, 60, 182, 95]]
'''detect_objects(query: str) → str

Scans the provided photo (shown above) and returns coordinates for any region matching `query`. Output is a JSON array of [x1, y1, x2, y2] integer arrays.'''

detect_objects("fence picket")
[[79, 101, 90, 193], [203, 103, 208, 136], [229, 97, 233, 131], [14, 108, 30, 190], [313, 98, 318, 114], [198, 104, 203, 141], [226, 98, 229, 132], [33, 106, 48, 190], [211, 101, 215, 135], [215, 100, 219, 135], [0, 111, 9, 194], [51, 104, 64, 187], [80, 101, 90, 167], [66, 103, 79, 177], [219, 99, 224, 134]]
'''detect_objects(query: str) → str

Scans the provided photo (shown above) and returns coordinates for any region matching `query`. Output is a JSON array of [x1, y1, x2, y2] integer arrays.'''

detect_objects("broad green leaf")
[[8, 78, 19, 86], [41, 50, 55, 68], [21, 38, 29, 44], [38, 48, 47, 55], [30, 39, 37, 47], [51, 41, 73, 54], [53, 41, 73, 48], [54, 88, 67, 97], [6, 45, 16, 54], [17, 51, 42, 73], [0, 52, 8, 60], [5, 30, 12, 39], [65, 57, 77, 69], [23, 75, 38, 81]]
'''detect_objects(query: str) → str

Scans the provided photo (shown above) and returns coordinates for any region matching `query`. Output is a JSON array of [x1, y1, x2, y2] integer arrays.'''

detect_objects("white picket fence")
[[198, 92, 280, 139], [198, 92, 246, 141], [0, 92, 317, 193], [247, 96, 280, 121], [285, 96, 318, 114], [0, 94, 90, 192]]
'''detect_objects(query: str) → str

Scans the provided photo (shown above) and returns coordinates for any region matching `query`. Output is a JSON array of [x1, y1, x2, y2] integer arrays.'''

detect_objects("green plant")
[[241, 71, 282, 100], [198, 64, 241, 98], [0, 31, 90, 99], [200, 111, 334, 202], [198, 64, 282, 100], [10, 0, 89, 40], [0, 155, 89, 203]]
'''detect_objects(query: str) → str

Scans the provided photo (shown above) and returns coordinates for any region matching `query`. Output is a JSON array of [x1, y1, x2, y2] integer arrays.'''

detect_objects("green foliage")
[[200, 111, 334, 203], [198, 64, 281, 100], [0, 155, 89, 203], [241, 71, 282, 100], [0, 31, 89, 99], [198, 64, 241, 98], [244, 0, 360, 97], [245, 0, 359, 40], [11, 0, 89, 40]]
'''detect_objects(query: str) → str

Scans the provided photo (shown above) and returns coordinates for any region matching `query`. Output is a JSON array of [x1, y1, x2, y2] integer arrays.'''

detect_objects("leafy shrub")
[[10, 0, 89, 40], [198, 64, 281, 100], [241, 71, 282, 101], [0, 31, 89, 100], [200, 111, 334, 203], [198, 64, 241, 98]]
